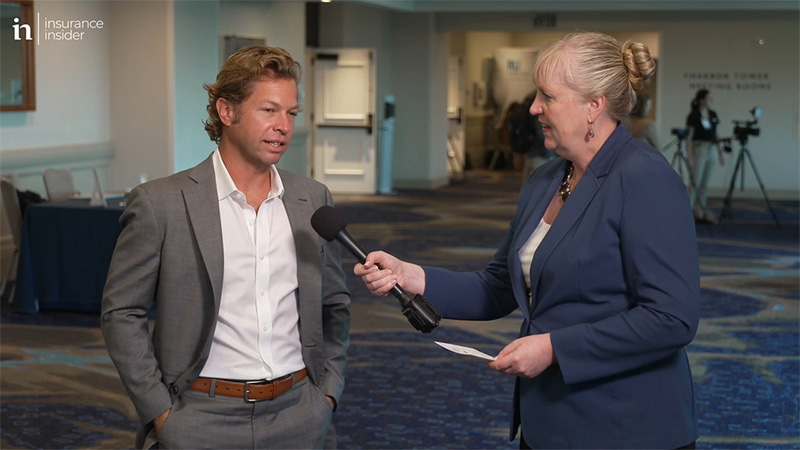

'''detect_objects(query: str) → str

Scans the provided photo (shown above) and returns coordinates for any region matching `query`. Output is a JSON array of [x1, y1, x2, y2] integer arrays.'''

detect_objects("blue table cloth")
[[13, 202, 124, 314]]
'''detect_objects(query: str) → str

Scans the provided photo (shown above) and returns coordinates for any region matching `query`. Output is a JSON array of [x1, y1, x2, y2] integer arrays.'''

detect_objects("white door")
[[311, 49, 376, 194], [447, 56, 466, 180]]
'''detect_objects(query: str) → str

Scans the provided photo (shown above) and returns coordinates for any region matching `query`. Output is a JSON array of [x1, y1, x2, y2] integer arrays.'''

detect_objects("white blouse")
[[518, 218, 551, 291]]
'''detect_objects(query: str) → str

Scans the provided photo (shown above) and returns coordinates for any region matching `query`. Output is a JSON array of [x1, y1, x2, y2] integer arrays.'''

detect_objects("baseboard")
[[392, 175, 450, 190], [707, 188, 799, 201]]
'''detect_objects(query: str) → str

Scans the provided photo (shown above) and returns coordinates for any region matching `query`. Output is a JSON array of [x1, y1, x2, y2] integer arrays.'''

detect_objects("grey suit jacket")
[[101, 155, 350, 448]]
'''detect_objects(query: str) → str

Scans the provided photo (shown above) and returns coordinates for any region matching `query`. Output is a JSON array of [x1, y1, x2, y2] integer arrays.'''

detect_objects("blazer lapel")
[[279, 171, 315, 267], [526, 166, 600, 312], [183, 156, 224, 307], [526, 124, 631, 312], [509, 167, 565, 318], [278, 171, 318, 323]]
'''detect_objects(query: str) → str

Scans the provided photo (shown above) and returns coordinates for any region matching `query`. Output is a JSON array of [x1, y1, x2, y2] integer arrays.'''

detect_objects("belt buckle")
[[244, 380, 269, 403]]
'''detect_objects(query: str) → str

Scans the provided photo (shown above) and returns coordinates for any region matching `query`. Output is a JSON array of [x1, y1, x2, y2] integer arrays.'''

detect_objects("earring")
[[587, 121, 595, 139]]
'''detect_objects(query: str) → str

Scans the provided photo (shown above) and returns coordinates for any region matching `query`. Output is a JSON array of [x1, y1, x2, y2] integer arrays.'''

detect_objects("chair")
[[43, 169, 77, 201], [0, 177, 23, 302], [487, 116, 514, 170]]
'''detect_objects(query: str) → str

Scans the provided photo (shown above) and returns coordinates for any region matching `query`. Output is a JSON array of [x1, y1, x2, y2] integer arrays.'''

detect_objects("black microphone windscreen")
[[311, 205, 347, 242]]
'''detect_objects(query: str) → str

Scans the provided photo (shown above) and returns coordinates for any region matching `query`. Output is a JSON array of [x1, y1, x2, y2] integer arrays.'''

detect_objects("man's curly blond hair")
[[203, 46, 301, 143]]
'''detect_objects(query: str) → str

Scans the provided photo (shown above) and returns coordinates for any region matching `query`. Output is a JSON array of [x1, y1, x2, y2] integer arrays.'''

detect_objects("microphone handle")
[[335, 229, 413, 307], [335, 227, 441, 332], [335, 229, 369, 262]]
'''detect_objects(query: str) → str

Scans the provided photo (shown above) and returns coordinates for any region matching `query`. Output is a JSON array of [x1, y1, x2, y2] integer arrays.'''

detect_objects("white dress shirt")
[[200, 150, 305, 381]]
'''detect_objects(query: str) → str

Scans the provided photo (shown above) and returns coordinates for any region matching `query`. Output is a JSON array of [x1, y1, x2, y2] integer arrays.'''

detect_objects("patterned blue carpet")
[[1, 169, 798, 449]]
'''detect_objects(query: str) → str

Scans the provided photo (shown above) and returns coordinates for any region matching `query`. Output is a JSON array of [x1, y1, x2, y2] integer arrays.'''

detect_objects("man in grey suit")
[[101, 46, 350, 449]]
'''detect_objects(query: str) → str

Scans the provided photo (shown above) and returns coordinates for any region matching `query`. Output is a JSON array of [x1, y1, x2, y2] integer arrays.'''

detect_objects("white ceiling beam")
[[349, 0, 799, 13]]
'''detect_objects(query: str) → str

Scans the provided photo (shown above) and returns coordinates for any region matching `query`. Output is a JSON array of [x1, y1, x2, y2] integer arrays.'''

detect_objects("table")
[[12, 201, 124, 314]]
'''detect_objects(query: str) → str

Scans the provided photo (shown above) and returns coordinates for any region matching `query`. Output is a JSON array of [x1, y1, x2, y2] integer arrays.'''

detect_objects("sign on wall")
[[684, 72, 772, 92], [490, 47, 538, 127]]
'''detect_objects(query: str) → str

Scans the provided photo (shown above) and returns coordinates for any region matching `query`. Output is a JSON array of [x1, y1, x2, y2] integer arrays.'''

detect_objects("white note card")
[[434, 341, 496, 361]]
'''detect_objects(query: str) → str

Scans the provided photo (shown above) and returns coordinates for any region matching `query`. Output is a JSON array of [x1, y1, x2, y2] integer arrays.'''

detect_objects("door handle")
[[315, 114, 373, 135]]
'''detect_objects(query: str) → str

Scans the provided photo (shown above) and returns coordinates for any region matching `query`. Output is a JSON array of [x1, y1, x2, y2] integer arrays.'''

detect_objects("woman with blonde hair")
[[356, 32, 699, 449]]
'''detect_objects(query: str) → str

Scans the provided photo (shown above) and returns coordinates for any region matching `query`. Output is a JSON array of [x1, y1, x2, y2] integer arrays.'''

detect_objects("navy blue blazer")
[[424, 124, 700, 449]]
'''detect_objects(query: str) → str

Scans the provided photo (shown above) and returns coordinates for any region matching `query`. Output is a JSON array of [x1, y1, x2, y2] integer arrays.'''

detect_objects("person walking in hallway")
[[510, 91, 551, 185], [624, 92, 659, 148]]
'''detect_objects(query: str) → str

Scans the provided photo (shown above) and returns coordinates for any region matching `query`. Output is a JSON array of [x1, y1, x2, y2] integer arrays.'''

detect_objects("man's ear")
[[217, 98, 235, 127]]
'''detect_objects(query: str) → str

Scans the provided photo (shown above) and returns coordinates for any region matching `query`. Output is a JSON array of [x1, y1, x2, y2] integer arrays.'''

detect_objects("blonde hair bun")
[[533, 32, 656, 120], [622, 42, 656, 92]]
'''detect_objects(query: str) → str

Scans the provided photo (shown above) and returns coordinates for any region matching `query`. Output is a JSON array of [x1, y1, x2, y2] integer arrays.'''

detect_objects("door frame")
[[306, 47, 377, 194]]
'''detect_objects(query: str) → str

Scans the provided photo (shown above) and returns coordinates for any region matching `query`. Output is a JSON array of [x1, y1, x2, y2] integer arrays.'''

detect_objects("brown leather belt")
[[189, 368, 307, 402]]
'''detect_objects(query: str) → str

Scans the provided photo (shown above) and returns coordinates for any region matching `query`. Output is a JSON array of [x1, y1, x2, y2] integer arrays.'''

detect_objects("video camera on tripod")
[[719, 105, 779, 227], [732, 106, 762, 144], [670, 128, 689, 140], [663, 127, 697, 199]]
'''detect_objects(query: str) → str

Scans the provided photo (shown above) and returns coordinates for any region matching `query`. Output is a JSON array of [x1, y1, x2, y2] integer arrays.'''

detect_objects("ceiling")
[[350, 0, 800, 13]]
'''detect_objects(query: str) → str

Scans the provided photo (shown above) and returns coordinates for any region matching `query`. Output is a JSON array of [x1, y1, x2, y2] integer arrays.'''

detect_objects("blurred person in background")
[[510, 92, 550, 184], [625, 92, 658, 148], [685, 88, 725, 223]]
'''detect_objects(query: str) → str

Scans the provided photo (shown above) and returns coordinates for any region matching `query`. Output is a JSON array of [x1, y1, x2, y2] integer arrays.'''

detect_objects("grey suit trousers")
[[157, 378, 333, 449]]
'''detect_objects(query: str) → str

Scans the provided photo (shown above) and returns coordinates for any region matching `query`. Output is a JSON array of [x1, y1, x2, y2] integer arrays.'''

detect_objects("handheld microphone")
[[310, 205, 441, 333]]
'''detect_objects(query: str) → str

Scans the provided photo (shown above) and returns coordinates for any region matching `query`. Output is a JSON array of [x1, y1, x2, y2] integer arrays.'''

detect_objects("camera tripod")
[[662, 136, 704, 216], [719, 137, 780, 227]]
